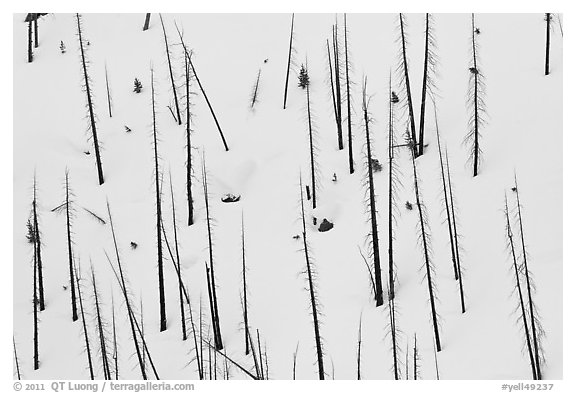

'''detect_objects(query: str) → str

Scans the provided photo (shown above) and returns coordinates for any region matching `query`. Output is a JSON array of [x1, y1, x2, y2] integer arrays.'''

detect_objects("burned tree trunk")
[[76, 14, 105, 185], [105, 64, 113, 118], [32, 175, 45, 311], [362, 78, 384, 307], [445, 149, 465, 313], [32, 236, 39, 370], [298, 174, 325, 380], [398, 14, 417, 155], [545, 13, 551, 76], [434, 107, 458, 280], [150, 68, 167, 333], [14, 337, 21, 379], [184, 51, 194, 226], [90, 264, 111, 380], [514, 175, 543, 379], [34, 15, 39, 48], [344, 14, 354, 174], [410, 138, 441, 351], [504, 194, 537, 380], [387, 75, 400, 301], [74, 262, 95, 379], [175, 25, 229, 151], [202, 155, 223, 350], [333, 22, 344, 150], [28, 19, 33, 63], [159, 14, 182, 125], [168, 172, 187, 341], [65, 171, 78, 322], [418, 14, 438, 156], [241, 214, 250, 355], [283, 13, 295, 109], [143, 13, 151, 31], [106, 202, 147, 379]]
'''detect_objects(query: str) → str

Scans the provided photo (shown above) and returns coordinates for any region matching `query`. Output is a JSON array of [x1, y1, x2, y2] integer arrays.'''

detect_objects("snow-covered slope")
[[13, 13, 562, 380]]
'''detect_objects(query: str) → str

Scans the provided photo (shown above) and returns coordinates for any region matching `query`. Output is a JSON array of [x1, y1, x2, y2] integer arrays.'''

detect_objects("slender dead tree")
[[202, 154, 223, 350], [361, 78, 384, 307], [105, 64, 113, 118], [514, 175, 544, 379], [32, 232, 39, 370], [434, 107, 458, 280], [28, 19, 33, 62], [445, 148, 466, 313], [357, 312, 362, 380], [199, 297, 205, 378], [143, 13, 151, 31], [175, 25, 229, 151], [90, 263, 112, 380], [159, 14, 182, 125], [247, 325, 262, 379], [465, 14, 487, 177], [167, 171, 187, 340], [387, 74, 402, 301], [250, 69, 262, 110], [105, 202, 147, 379], [333, 21, 344, 150], [257, 329, 264, 379], [241, 213, 250, 355], [397, 13, 417, 154], [140, 296, 146, 370], [184, 287, 203, 379], [387, 288, 401, 380], [150, 67, 167, 333], [433, 335, 440, 379], [298, 174, 325, 380], [76, 13, 104, 185], [344, 14, 354, 174], [31, 175, 45, 311], [410, 136, 441, 351], [504, 194, 537, 380], [292, 342, 299, 380], [177, 44, 195, 226], [303, 63, 319, 211], [418, 13, 438, 156], [64, 171, 78, 322], [283, 13, 295, 109], [327, 37, 343, 150], [111, 292, 119, 380], [74, 261, 95, 380], [14, 337, 22, 379], [413, 333, 419, 380], [545, 13, 551, 76], [33, 14, 39, 48]]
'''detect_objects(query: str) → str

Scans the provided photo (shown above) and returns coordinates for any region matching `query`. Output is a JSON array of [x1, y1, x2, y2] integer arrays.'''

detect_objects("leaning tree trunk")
[[504, 195, 537, 380], [159, 14, 182, 125], [74, 262, 95, 380], [175, 26, 229, 152], [76, 14, 104, 185], [362, 78, 384, 307], [143, 13, 151, 31], [283, 13, 295, 109], [299, 176, 325, 380]]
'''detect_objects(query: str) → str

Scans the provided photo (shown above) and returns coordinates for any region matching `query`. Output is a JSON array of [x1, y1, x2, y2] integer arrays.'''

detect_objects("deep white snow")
[[13, 13, 562, 380]]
